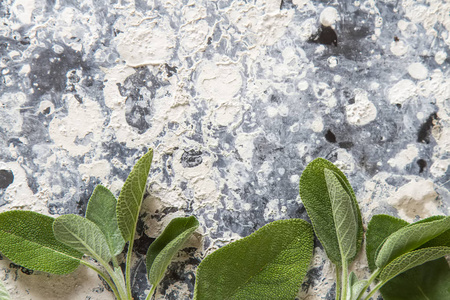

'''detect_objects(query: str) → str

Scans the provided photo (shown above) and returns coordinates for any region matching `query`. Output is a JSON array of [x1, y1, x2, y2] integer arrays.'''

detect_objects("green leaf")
[[324, 168, 357, 261], [86, 185, 125, 256], [379, 246, 450, 284], [0, 211, 82, 274], [146, 216, 199, 288], [117, 149, 153, 242], [53, 214, 112, 264], [299, 158, 363, 265], [347, 272, 367, 300], [0, 279, 10, 300], [380, 257, 450, 300], [375, 216, 450, 268], [366, 214, 409, 272], [193, 219, 314, 300]]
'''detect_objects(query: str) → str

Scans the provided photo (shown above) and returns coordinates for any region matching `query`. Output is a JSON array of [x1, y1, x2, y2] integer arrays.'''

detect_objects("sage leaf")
[[299, 158, 363, 265], [0, 211, 82, 274], [347, 272, 367, 300], [53, 214, 112, 264], [375, 216, 450, 268], [324, 168, 357, 261], [366, 214, 408, 272], [146, 216, 199, 289], [86, 185, 125, 256], [117, 149, 153, 241], [379, 246, 450, 284], [380, 257, 450, 300], [0, 279, 10, 300], [193, 219, 314, 300]]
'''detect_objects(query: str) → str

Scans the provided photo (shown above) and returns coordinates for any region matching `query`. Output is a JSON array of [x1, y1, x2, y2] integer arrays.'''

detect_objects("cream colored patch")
[[435, 50, 447, 65], [387, 79, 417, 105], [320, 7, 339, 27], [11, 0, 35, 24], [310, 116, 324, 132], [78, 159, 111, 184], [196, 58, 242, 104], [48, 95, 103, 156], [390, 40, 409, 56], [430, 159, 450, 178], [0, 92, 27, 134], [388, 179, 439, 221], [407, 62, 428, 80], [387, 144, 418, 169], [346, 89, 377, 126], [226, 0, 294, 46], [116, 19, 176, 67]]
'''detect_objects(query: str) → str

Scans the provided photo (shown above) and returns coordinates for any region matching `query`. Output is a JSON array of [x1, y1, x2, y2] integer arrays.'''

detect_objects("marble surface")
[[0, 0, 449, 299]]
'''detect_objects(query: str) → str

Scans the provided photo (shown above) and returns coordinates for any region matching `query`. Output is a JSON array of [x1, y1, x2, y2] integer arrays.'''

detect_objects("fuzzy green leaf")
[[0, 279, 10, 300], [117, 149, 153, 242], [299, 158, 363, 265], [86, 185, 125, 256], [380, 257, 450, 300], [375, 216, 450, 268], [0, 211, 82, 274], [379, 246, 450, 284], [146, 216, 199, 288], [53, 214, 112, 264], [347, 272, 367, 300], [366, 214, 409, 272], [193, 219, 314, 300], [324, 168, 357, 261]]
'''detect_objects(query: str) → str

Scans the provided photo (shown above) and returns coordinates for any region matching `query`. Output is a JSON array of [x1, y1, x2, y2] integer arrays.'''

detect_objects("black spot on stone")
[[394, 36, 399, 42], [181, 150, 203, 168], [417, 159, 427, 173], [20, 267, 33, 275], [396, 103, 402, 109], [270, 94, 280, 103], [165, 64, 177, 77], [134, 233, 154, 255], [43, 107, 51, 114], [302, 266, 323, 293], [339, 141, 353, 149], [318, 26, 338, 46], [117, 67, 168, 133], [325, 130, 337, 143], [0, 169, 13, 189], [207, 37, 212, 45], [417, 112, 438, 144], [348, 97, 355, 104], [29, 47, 85, 98], [74, 94, 82, 103]]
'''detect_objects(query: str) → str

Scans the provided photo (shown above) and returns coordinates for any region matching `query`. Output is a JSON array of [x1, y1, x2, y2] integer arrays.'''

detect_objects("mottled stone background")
[[0, 0, 449, 299]]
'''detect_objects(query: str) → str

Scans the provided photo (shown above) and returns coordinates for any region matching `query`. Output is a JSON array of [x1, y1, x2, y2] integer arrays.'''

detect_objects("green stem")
[[145, 285, 157, 300], [341, 260, 348, 300], [81, 260, 122, 300], [364, 281, 384, 300], [356, 269, 381, 300], [335, 265, 341, 300], [126, 239, 135, 299]]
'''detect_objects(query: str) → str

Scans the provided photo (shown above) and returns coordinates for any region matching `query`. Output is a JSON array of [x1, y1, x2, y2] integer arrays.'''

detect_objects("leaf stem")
[[355, 269, 380, 300], [145, 285, 157, 300], [335, 265, 341, 300], [126, 239, 135, 299], [341, 260, 348, 300], [364, 281, 384, 300], [81, 260, 122, 300]]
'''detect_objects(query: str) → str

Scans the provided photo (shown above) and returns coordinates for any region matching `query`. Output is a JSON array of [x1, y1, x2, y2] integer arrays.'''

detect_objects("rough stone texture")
[[0, 0, 449, 299]]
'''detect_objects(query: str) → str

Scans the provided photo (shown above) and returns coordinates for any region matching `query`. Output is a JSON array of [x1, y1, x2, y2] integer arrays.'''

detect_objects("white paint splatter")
[[345, 88, 377, 126], [387, 144, 418, 169], [320, 7, 339, 27], [407, 62, 428, 80], [388, 79, 417, 105]]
